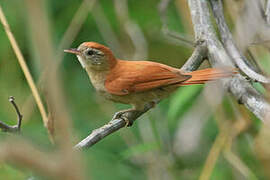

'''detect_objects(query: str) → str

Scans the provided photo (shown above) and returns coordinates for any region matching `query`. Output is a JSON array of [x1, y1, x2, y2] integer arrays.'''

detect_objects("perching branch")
[[0, 97, 23, 133], [74, 103, 153, 150]]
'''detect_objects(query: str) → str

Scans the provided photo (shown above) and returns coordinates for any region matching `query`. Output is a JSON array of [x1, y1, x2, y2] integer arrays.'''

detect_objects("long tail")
[[180, 68, 237, 85]]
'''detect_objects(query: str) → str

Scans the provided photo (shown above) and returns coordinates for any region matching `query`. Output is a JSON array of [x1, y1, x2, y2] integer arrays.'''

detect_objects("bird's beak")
[[64, 48, 81, 55]]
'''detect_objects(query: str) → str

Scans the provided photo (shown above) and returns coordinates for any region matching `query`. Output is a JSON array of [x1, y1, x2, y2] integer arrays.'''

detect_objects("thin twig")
[[0, 6, 48, 128], [8, 96, 23, 131], [246, 49, 264, 74], [161, 26, 195, 47], [0, 97, 23, 133], [158, 0, 195, 47]]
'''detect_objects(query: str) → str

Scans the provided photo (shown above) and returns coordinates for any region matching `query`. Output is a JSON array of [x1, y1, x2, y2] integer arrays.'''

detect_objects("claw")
[[112, 111, 123, 120], [112, 110, 134, 127], [123, 116, 133, 127]]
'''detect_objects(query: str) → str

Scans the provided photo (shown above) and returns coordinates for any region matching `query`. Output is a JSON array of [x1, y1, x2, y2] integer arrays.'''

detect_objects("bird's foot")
[[113, 109, 139, 127], [112, 102, 157, 127]]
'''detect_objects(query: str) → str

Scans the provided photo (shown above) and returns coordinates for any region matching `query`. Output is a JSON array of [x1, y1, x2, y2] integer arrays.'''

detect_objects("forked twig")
[[0, 97, 23, 133]]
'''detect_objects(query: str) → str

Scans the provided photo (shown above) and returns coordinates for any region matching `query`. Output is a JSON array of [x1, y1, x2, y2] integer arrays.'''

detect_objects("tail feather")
[[180, 68, 237, 85]]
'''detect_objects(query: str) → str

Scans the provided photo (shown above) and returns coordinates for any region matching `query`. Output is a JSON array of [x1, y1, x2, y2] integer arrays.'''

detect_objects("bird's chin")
[[76, 55, 86, 68]]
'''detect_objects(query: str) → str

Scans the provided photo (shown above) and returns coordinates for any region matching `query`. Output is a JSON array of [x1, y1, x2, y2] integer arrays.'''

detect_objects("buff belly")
[[99, 86, 178, 111]]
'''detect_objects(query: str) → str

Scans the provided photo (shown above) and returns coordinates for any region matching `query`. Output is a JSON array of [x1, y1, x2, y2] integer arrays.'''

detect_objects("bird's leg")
[[112, 101, 157, 127], [112, 109, 140, 127]]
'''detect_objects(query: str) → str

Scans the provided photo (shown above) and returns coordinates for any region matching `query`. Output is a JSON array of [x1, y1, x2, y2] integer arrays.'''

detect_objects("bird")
[[64, 42, 236, 126]]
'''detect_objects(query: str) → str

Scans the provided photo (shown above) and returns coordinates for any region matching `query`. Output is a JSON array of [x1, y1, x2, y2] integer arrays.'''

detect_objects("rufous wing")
[[105, 60, 191, 95]]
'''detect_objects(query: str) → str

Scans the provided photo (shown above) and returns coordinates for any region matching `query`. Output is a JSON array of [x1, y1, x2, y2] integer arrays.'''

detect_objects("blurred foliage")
[[0, 0, 269, 179]]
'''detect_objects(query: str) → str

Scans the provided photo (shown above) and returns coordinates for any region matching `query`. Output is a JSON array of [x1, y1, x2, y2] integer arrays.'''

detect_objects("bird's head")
[[64, 42, 116, 71]]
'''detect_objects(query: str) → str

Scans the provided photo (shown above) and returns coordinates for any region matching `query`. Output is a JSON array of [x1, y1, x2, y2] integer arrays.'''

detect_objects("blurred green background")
[[0, 0, 269, 179]]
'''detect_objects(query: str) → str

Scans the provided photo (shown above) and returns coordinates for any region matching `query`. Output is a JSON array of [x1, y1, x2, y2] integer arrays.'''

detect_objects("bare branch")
[[74, 118, 126, 150], [210, 0, 270, 83], [180, 41, 207, 72], [74, 104, 153, 150], [0, 97, 23, 133], [161, 26, 195, 47], [187, 0, 270, 122]]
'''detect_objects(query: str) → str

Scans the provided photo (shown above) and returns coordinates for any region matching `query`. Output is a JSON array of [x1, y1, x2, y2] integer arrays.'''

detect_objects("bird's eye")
[[86, 49, 94, 56]]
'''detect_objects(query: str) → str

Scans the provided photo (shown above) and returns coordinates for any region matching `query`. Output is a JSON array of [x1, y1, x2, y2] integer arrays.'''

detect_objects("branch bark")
[[74, 103, 153, 150], [180, 41, 207, 72]]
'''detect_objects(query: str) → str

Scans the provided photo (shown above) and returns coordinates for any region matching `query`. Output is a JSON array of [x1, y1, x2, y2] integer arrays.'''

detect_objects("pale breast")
[[86, 69, 107, 91]]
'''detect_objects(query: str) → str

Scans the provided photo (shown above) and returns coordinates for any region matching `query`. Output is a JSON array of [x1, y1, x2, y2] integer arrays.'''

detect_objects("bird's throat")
[[85, 68, 109, 93], [77, 55, 86, 68]]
